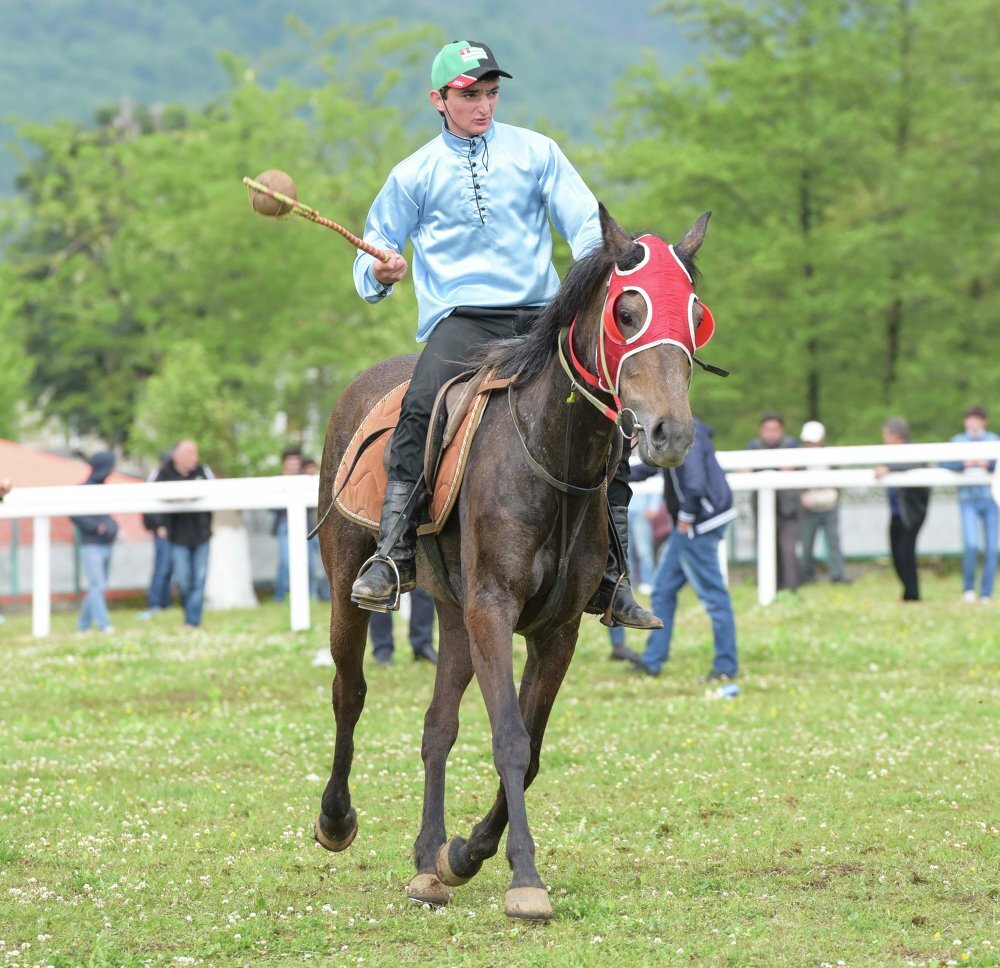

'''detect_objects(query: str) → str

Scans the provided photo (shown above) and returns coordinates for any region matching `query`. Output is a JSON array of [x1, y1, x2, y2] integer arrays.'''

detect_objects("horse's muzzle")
[[639, 416, 695, 467]]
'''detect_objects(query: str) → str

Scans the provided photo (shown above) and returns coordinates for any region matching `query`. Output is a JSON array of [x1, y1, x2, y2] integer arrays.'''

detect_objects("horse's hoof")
[[505, 886, 554, 922], [314, 812, 358, 852], [406, 872, 451, 907], [435, 838, 474, 886]]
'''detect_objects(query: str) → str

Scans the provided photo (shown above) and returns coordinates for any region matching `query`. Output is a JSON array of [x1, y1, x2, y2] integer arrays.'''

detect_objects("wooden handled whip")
[[243, 172, 390, 263]]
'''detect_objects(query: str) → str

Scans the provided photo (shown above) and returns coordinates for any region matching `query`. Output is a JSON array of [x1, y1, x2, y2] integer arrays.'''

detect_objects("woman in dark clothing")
[[874, 417, 930, 602]]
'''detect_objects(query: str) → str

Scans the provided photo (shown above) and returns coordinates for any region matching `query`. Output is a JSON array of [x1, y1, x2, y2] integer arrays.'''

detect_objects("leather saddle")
[[333, 367, 515, 535]]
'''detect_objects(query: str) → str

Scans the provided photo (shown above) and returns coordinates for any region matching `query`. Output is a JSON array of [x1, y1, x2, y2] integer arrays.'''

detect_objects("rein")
[[507, 360, 624, 637]]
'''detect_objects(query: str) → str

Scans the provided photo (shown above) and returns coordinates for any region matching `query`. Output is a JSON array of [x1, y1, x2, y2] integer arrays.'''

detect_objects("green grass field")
[[1, 566, 997, 966]]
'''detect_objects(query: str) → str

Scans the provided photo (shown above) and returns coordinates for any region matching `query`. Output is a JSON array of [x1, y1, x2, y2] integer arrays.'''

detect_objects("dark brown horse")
[[314, 206, 712, 921]]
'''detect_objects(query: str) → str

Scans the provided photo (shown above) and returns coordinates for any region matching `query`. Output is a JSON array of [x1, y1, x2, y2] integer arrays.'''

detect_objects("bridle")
[[557, 234, 728, 437]]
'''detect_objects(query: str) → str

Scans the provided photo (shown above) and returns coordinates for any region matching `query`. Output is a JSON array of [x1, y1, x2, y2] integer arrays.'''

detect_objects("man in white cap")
[[799, 420, 849, 584]]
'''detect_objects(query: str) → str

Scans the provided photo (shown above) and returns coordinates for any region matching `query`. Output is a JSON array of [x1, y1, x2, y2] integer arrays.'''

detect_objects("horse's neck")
[[517, 335, 617, 486]]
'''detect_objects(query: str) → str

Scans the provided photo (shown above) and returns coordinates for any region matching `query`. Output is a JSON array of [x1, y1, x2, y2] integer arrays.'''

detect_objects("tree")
[[6, 23, 428, 461], [0, 266, 28, 438], [128, 340, 238, 474], [598, 0, 999, 446]]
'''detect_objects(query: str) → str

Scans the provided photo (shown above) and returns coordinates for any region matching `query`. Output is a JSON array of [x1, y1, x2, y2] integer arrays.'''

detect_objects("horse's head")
[[592, 207, 715, 467]]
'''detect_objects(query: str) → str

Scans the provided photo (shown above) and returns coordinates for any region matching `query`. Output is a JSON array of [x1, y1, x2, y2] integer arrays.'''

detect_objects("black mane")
[[475, 232, 699, 384]]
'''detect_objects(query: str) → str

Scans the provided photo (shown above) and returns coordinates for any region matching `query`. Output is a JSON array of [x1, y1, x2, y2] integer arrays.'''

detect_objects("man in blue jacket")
[[71, 450, 119, 633], [349, 39, 658, 631], [629, 418, 739, 679]]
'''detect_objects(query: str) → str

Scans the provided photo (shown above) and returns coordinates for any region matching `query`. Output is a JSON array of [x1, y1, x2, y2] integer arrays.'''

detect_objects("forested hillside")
[[0, 0, 692, 192]]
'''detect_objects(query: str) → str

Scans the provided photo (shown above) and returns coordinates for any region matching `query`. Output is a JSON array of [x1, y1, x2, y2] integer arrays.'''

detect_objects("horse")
[[314, 205, 715, 921]]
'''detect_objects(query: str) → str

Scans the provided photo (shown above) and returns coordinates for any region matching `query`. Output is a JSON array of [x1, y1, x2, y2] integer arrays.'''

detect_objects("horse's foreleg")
[[406, 600, 474, 907], [316, 596, 369, 852], [444, 598, 552, 918], [437, 622, 578, 921]]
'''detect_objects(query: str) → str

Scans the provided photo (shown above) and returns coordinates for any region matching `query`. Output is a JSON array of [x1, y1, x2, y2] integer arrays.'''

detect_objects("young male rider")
[[350, 39, 660, 631]]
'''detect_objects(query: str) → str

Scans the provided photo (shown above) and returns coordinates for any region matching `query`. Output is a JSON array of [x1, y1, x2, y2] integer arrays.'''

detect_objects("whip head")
[[247, 169, 297, 217]]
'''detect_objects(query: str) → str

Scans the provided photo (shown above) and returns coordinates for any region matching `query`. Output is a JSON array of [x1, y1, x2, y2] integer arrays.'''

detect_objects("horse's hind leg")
[[437, 621, 578, 921], [315, 589, 370, 852], [406, 600, 475, 907]]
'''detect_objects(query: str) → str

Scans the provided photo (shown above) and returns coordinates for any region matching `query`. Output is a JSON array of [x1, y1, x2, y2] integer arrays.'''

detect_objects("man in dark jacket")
[[629, 419, 739, 680], [154, 439, 213, 628], [874, 417, 930, 602], [71, 450, 119, 633]]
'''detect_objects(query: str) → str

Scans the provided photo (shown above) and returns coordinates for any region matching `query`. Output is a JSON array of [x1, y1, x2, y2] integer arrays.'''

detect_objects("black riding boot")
[[351, 480, 423, 612], [586, 504, 663, 630]]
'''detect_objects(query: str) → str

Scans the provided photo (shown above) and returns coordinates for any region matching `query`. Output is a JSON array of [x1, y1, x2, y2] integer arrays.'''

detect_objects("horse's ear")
[[674, 211, 712, 260], [599, 203, 634, 258]]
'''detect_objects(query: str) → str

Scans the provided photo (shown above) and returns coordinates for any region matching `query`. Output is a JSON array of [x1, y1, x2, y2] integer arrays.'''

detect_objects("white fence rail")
[[0, 475, 319, 637], [1, 442, 997, 636], [635, 441, 999, 605]]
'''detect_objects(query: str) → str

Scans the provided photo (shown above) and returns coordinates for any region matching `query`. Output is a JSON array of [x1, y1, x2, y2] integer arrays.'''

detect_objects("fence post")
[[32, 516, 51, 637], [287, 494, 310, 632], [757, 488, 777, 606]]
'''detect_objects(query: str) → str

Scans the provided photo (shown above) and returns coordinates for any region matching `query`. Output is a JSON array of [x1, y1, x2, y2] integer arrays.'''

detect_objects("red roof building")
[[0, 438, 147, 545]]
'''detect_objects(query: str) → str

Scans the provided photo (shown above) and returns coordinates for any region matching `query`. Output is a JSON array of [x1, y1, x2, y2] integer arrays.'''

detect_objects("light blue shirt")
[[353, 121, 601, 341], [942, 429, 999, 502]]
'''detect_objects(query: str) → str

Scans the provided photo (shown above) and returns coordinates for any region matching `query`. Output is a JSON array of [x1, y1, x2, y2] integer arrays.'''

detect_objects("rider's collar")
[[441, 121, 496, 155]]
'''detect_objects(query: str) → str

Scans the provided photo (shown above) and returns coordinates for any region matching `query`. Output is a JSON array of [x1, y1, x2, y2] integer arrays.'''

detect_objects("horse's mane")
[[475, 232, 699, 385]]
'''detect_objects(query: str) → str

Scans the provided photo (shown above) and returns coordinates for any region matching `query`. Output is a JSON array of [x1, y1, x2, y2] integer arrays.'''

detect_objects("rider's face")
[[429, 78, 500, 139]]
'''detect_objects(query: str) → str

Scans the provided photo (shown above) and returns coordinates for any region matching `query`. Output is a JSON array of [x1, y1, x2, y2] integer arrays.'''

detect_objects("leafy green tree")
[[0, 266, 28, 438], [599, 0, 999, 446], [129, 340, 239, 472], [6, 23, 427, 461]]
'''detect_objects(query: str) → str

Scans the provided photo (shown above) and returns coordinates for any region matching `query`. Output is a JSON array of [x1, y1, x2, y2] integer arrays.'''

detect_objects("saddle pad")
[[333, 379, 493, 535]]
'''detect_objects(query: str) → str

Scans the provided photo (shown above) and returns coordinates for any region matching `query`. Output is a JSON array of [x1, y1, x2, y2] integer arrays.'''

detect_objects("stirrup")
[[351, 554, 402, 614]]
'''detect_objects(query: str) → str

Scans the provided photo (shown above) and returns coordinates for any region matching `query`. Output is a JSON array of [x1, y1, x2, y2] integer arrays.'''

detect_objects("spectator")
[[746, 412, 801, 591], [874, 417, 929, 603], [941, 405, 998, 603], [626, 439, 661, 594], [370, 588, 438, 665], [629, 418, 739, 680], [607, 625, 642, 663], [273, 446, 303, 604], [139, 451, 174, 617], [70, 451, 119, 633], [0, 479, 9, 623], [155, 439, 213, 629], [0, 479, 9, 624], [302, 456, 330, 602], [798, 420, 849, 584]]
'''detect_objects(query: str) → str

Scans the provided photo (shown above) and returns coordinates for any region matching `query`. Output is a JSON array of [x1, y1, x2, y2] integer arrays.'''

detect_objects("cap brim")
[[446, 68, 513, 88]]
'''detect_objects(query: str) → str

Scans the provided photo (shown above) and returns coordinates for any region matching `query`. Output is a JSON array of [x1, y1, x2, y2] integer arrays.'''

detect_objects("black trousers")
[[389, 307, 539, 485], [369, 586, 435, 657], [777, 513, 801, 591], [890, 514, 925, 601]]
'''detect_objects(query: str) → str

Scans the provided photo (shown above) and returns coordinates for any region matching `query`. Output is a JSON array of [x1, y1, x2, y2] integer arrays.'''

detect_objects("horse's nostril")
[[648, 419, 694, 458]]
